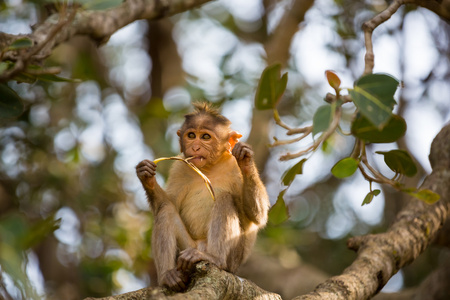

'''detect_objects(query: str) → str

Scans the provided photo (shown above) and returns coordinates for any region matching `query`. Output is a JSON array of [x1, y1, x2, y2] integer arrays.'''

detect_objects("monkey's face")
[[180, 128, 224, 169]]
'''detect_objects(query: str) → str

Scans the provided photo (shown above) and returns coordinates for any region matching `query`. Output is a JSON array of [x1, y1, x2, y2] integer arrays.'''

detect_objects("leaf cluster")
[[255, 65, 439, 222]]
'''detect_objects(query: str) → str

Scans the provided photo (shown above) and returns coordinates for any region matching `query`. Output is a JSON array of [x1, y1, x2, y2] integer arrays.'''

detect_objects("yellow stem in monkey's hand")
[[153, 156, 216, 201]]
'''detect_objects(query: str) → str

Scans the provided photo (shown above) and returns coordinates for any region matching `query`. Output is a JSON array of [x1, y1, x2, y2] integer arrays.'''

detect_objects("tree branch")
[[361, 0, 450, 75], [0, 0, 213, 82], [264, 0, 314, 66], [292, 123, 450, 300], [0, 6, 77, 81], [362, 0, 404, 75], [409, 0, 450, 23], [84, 261, 281, 300], [279, 106, 342, 161]]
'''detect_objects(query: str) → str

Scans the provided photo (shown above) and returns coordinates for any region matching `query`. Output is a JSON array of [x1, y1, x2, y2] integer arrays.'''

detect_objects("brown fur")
[[136, 103, 269, 291]]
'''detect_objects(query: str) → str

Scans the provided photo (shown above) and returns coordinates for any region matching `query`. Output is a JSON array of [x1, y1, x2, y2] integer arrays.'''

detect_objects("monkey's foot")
[[161, 268, 189, 292]]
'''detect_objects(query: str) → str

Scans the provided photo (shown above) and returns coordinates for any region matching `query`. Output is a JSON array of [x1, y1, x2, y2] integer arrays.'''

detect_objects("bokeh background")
[[1, 0, 450, 299]]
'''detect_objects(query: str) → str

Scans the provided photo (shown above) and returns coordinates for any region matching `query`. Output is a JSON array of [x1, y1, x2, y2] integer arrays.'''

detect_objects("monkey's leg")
[[152, 202, 196, 290], [176, 195, 242, 273], [206, 194, 243, 272]]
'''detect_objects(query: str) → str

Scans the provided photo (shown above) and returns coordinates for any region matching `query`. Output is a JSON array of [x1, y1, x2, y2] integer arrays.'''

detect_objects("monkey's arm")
[[232, 143, 270, 226], [136, 159, 170, 213]]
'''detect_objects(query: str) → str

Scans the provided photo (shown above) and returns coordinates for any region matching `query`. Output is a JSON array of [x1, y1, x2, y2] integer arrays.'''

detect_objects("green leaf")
[[362, 193, 374, 206], [376, 150, 417, 177], [321, 138, 333, 154], [7, 37, 33, 50], [325, 70, 341, 90], [37, 73, 81, 83], [351, 114, 406, 143], [0, 84, 24, 119], [349, 73, 399, 129], [361, 189, 381, 206], [0, 62, 10, 74], [404, 189, 440, 204], [255, 63, 288, 110], [268, 189, 290, 225], [331, 157, 359, 178], [23, 215, 61, 249], [13, 72, 37, 83], [282, 159, 307, 186], [312, 105, 332, 136]]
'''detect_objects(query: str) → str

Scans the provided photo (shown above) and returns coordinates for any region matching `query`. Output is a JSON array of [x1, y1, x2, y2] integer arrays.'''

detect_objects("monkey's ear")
[[228, 131, 242, 151], [177, 129, 182, 137]]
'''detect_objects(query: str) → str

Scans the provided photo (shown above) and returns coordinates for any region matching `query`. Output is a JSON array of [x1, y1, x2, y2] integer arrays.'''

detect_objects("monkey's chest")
[[178, 188, 215, 240]]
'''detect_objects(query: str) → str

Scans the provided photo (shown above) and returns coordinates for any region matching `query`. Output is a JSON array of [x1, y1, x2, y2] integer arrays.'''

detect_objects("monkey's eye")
[[187, 132, 196, 139], [201, 133, 211, 140]]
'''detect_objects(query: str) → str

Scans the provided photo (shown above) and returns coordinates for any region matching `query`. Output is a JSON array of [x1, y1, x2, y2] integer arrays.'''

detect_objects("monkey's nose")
[[192, 145, 201, 152]]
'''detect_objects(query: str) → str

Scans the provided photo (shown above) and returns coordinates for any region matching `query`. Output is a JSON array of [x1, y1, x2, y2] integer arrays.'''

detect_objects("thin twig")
[[362, 0, 404, 75], [274, 116, 292, 131], [358, 164, 384, 184], [325, 93, 352, 104], [271, 129, 312, 147], [273, 109, 293, 131], [280, 107, 342, 161], [360, 147, 396, 186], [23, 67, 62, 75], [350, 139, 363, 159], [286, 126, 313, 136]]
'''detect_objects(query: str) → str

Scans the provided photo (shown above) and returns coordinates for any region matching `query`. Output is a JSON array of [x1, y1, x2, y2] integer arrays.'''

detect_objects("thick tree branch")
[[410, 0, 450, 22], [264, 0, 314, 66], [0, 0, 212, 82], [84, 261, 281, 300], [292, 123, 450, 300]]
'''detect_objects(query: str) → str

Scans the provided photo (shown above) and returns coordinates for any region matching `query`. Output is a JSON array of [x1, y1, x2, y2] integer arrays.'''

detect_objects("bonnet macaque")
[[136, 103, 269, 291]]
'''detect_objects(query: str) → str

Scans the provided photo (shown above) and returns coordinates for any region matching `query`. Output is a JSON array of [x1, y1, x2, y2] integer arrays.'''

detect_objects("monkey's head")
[[177, 103, 241, 169]]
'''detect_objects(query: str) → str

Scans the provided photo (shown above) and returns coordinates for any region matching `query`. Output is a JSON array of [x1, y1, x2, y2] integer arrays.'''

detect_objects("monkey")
[[136, 103, 270, 291]]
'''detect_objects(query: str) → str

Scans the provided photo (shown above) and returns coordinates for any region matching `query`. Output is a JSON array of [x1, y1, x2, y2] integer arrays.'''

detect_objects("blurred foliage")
[[1, 0, 449, 299]]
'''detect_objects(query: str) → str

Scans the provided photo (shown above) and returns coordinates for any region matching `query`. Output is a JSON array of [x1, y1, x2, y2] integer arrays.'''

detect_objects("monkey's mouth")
[[189, 156, 206, 164]]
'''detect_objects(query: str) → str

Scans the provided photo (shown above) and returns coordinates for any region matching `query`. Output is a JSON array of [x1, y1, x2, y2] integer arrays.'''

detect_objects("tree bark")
[[0, 0, 213, 82], [84, 261, 281, 300], [410, 0, 450, 22]]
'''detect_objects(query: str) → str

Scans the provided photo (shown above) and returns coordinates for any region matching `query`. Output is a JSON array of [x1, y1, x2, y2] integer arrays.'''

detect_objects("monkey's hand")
[[135, 160, 157, 190], [160, 268, 189, 292], [177, 248, 223, 273], [232, 142, 254, 175]]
